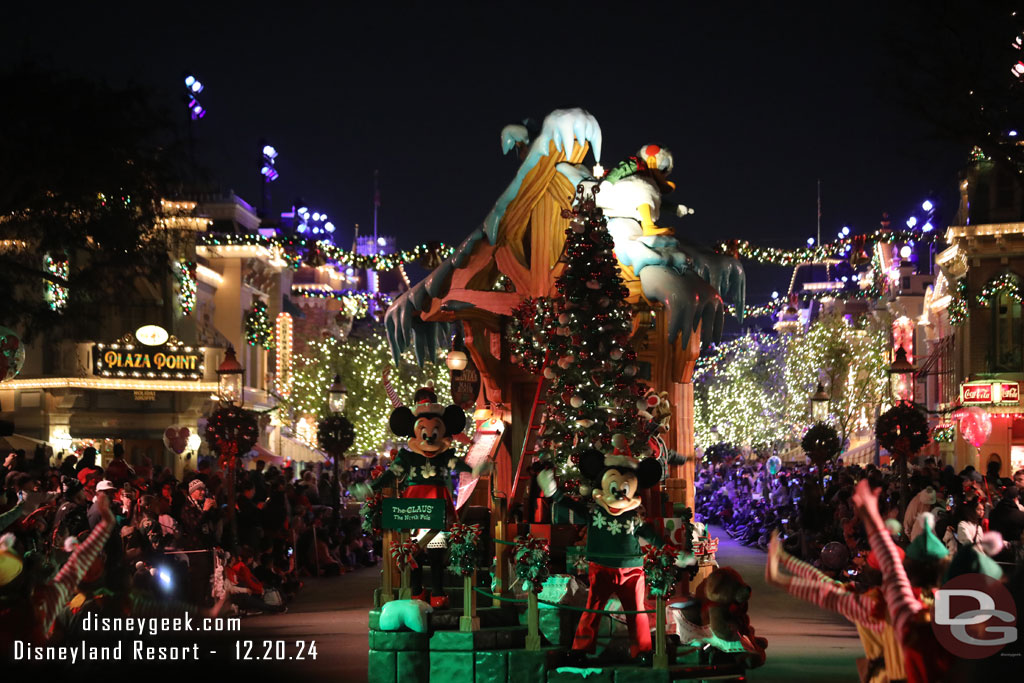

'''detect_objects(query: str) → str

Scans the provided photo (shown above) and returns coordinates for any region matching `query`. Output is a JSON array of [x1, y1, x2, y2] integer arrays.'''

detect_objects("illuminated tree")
[[783, 312, 891, 449], [282, 328, 467, 455], [509, 188, 645, 477], [693, 333, 789, 451]]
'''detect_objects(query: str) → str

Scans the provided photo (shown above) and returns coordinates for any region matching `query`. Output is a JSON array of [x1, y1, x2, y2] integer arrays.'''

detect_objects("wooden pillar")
[[460, 572, 479, 632], [654, 597, 668, 669], [492, 496, 508, 607], [526, 593, 541, 650]]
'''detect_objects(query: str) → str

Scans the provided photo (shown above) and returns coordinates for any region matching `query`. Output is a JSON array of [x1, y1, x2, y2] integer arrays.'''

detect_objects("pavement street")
[[708, 525, 863, 682], [241, 568, 377, 683], [233, 528, 864, 683]]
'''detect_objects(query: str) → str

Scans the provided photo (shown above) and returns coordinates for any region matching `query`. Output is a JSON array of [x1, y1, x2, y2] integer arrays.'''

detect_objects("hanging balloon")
[[958, 407, 992, 449], [0, 327, 25, 382], [163, 425, 192, 455]]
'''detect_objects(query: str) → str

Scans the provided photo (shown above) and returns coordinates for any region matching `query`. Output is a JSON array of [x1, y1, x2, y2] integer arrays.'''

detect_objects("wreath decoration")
[[801, 423, 841, 465], [875, 400, 930, 459], [317, 414, 356, 454], [205, 405, 259, 457]]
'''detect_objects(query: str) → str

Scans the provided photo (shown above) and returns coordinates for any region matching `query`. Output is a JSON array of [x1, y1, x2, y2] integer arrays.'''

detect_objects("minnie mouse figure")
[[538, 438, 693, 664], [369, 385, 487, 608]]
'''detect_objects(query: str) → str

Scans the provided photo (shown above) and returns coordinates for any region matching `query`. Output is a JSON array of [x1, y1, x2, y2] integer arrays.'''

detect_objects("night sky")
[[3, 3, 965, 303]]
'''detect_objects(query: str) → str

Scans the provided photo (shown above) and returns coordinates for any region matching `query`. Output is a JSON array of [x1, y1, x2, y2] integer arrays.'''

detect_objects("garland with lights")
[[244, 299, 274, 348], [801, 423, 841, 465], [175, 260, 197, 316], [718, 230, 935, 267], [875, 401, 930, 459], [290, 287, 392, 318], [948, 279, 969, 326], [932, 424, 955, 443], [43, 255, 69, 311], [198, 233, 453, 272], [513, 535, 550, 594], [447, 523, 482, 577], [976, 272, 1023, 306], [205, 405, 259, 458]]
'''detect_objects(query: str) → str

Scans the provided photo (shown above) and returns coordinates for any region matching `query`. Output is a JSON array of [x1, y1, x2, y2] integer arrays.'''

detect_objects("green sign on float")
[[382, 498, 446, 530]]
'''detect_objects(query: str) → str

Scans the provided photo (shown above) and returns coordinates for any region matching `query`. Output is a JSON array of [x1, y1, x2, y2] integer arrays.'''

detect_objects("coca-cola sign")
[[961, 381, 1020, 405]]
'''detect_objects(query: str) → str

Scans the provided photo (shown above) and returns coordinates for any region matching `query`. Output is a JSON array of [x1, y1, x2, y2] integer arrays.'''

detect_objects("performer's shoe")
[[429, 594, 450, 609], [635, 651, 654, 667], [563, 649, 589, 667]]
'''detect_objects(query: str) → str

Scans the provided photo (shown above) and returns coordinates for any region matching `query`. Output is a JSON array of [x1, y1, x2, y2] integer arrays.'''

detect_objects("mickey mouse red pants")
[[572, 562, 651, 657]]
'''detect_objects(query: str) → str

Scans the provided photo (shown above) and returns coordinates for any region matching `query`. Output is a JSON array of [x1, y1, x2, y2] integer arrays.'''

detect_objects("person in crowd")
[[104, 443, 134, 485]]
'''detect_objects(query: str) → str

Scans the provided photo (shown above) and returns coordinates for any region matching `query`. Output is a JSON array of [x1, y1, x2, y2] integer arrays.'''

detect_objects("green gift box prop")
[[367, 649, 397, 683], [474, 650, 507, 683]]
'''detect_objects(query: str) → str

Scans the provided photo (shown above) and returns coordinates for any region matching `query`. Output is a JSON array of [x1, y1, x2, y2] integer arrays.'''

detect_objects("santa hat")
[[604, 434, 640, 470], [411, 383, 444, 417]]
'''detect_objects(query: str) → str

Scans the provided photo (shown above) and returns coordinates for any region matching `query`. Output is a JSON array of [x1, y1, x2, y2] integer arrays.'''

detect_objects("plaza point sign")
[[960, 380, 1020, 406]]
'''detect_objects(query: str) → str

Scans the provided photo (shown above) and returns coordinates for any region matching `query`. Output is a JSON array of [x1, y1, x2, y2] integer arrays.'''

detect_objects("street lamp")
[[810, 382, 830, 421], [328, 374, 348, 413], [889, 346, 916, 402], [217, 346, 244, 406], [320, 375, 355, 512], [447, 349, 468, 371]]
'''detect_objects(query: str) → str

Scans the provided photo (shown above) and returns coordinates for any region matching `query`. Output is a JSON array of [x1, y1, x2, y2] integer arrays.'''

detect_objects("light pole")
[[320, 375, 354, 512], [213, 346, 252, 549]]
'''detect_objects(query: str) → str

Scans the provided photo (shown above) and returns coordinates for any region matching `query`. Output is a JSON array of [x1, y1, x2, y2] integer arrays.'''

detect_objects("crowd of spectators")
[[697, 452, 1024, 680], [0, 444, 379, 653]]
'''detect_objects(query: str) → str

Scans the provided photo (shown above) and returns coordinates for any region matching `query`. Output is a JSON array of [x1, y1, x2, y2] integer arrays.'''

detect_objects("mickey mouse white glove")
[[537, 469, 557, 498], [674, 552, 697, 568]]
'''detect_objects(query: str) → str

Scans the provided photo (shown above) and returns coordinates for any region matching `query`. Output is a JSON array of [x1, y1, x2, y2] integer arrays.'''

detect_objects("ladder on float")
[[509, 353, 551, 513]]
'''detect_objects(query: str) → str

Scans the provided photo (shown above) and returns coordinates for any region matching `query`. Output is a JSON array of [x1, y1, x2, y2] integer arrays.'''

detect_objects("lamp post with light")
[[210, 346, 257, 548], [319, 375, 355, 513], [810, 382, 830, 422]]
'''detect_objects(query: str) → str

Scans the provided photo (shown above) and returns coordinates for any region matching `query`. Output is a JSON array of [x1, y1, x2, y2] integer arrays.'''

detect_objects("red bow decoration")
[[390, 539, 419, 571]]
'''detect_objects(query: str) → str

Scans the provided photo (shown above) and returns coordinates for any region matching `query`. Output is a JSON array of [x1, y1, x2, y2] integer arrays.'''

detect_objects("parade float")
[[365, 109, 757, 682]]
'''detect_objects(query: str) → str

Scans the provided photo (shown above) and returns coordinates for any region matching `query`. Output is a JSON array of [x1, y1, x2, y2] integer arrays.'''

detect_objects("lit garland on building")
[[274, 312, 294, 398], [197, 233, 453, 272], [282, 330, 471, 455], [289, 286, 392, 318], [175, 260, 197, 316], [976, 272, 1023, 306], [244, 298, 274, 348], [718, 230, 933, 267], [43, 255, 69, 311]]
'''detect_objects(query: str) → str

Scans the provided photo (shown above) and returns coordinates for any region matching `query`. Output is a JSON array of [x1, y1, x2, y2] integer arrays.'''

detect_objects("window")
[[993, 290, 1023, 372]]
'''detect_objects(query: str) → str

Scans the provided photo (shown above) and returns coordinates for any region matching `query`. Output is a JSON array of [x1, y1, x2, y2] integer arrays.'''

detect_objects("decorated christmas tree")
[[509, 186, 645, 478]]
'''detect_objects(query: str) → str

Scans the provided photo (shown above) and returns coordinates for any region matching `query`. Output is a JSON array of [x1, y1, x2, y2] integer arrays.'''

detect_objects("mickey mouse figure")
[[369, 385, 486, 608], [538, 437, 693, 664]]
